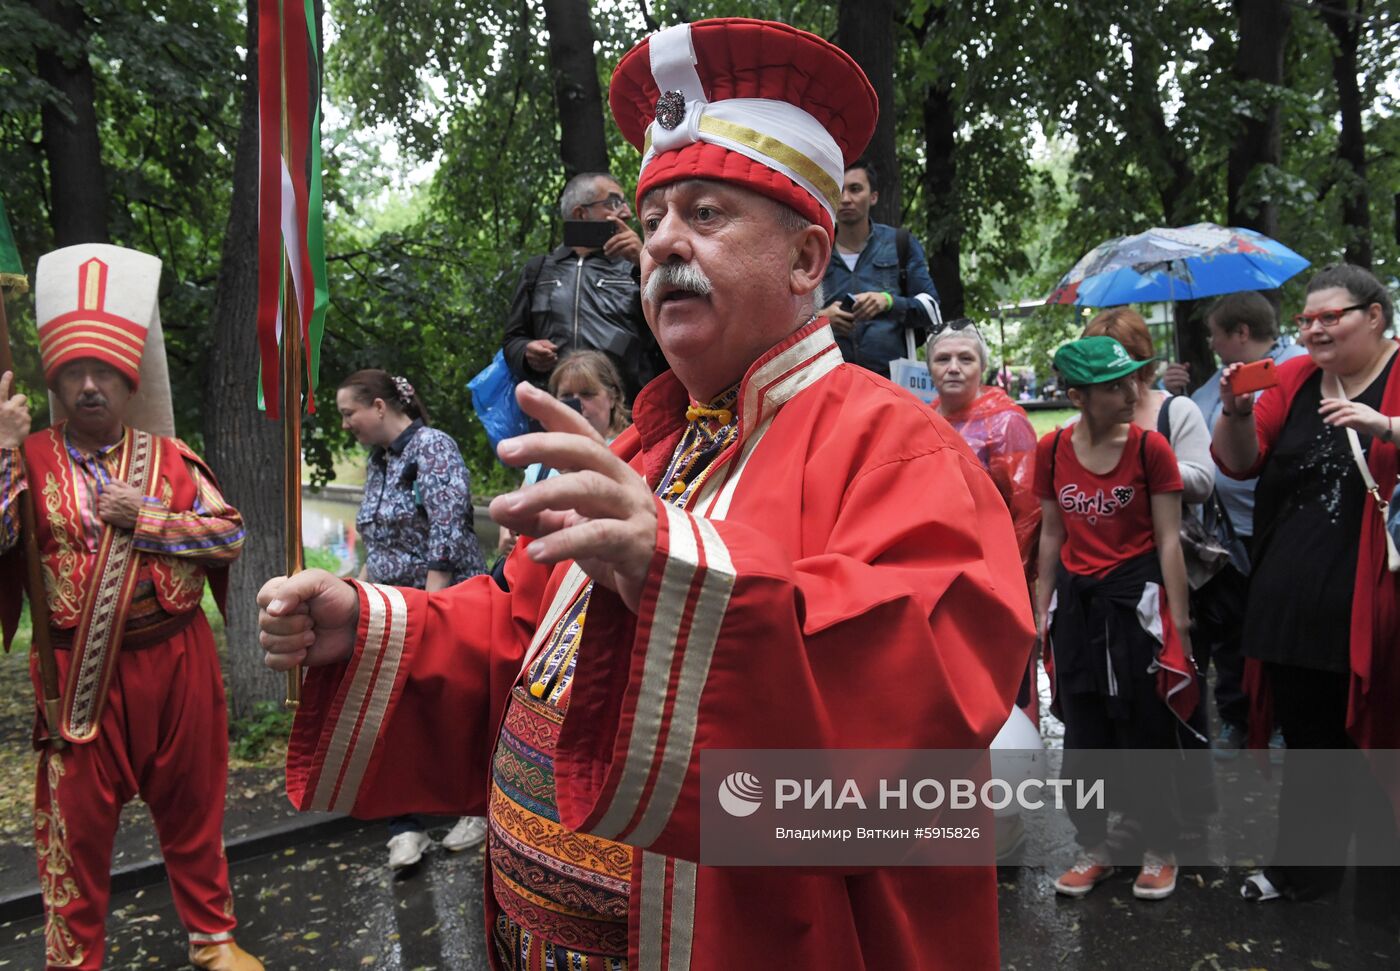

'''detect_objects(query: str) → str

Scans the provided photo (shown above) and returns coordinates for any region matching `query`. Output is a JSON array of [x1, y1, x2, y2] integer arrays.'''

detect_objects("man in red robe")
[[260, 19, 1035, 970], [0, 244, 262, 971]]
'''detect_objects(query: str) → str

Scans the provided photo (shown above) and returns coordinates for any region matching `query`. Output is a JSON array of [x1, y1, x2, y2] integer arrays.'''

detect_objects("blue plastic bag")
[[468, 349, 529, 451]]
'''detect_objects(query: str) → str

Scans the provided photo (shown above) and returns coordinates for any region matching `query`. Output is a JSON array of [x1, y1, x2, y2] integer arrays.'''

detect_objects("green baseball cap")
[[1053, 336, 1152, 387]]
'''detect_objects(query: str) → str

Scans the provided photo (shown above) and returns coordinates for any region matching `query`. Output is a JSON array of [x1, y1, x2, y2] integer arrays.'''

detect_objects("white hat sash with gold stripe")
[[640, 23, 844, 222]]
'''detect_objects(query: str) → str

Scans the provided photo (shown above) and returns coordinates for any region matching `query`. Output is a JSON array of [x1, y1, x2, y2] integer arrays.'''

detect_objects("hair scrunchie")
[[392, 375, 416, 405]]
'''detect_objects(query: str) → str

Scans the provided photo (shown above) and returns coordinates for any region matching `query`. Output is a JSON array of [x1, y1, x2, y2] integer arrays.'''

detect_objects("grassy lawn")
[[312, 453, 366, 487], [1028, 408, 1076, 435]]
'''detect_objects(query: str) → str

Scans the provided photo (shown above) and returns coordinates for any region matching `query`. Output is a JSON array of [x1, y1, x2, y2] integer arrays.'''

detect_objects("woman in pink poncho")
[[927, 320, 1041, 578], [927, 319, 1041, 732]]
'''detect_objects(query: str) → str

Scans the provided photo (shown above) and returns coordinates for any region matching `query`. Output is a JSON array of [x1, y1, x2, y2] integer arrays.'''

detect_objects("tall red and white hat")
[[609, 18, 878, 237], [35, 243, 175, 436]]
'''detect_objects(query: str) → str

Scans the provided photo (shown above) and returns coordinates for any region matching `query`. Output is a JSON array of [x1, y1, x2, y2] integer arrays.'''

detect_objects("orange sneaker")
[[1132, 850, 1178, 900], [1053, 851, 1115, 897]]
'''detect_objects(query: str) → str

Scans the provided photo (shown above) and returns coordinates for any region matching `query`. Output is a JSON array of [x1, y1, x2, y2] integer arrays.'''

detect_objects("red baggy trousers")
[[32, 611, 237, 970]]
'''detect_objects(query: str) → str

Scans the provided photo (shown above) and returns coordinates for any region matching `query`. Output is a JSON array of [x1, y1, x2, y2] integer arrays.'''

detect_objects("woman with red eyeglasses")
[[1213, 264, 1400, 914]]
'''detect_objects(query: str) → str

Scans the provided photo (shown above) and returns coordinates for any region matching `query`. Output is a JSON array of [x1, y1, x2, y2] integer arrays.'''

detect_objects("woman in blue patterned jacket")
[[336, 368, 488, 868]]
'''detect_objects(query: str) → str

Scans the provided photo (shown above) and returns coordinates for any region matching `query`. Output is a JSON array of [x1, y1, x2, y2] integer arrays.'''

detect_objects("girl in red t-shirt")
[[1033, 336, 1196, 902]]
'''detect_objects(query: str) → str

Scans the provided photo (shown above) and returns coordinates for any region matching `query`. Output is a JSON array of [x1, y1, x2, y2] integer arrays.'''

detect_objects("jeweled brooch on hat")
[[656, 90, 686, 130]]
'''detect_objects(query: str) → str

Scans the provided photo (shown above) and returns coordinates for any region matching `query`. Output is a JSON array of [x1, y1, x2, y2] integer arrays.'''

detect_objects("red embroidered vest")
[[21, 425, 209, 627]]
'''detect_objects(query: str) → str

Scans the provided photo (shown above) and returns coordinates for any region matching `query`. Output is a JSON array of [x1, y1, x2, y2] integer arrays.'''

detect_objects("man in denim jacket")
[[819, 159, 939, 378]]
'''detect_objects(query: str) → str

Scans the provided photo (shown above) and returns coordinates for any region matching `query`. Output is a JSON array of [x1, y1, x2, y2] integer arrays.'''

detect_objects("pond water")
[[301, 492, 501, 577]]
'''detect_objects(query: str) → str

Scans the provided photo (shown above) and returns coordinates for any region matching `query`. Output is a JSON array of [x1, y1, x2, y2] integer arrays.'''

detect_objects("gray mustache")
[[643, 261, 713, 303]]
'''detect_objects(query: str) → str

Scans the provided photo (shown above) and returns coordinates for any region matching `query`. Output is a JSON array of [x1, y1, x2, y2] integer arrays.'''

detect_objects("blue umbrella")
[[1046, 222, 1310, 307]]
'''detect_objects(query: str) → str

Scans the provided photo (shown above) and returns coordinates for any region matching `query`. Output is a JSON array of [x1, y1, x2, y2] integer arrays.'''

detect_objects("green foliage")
[[999, 304, 1090, 384], [230, 699, 295, 761], [4, 0, 1397, 499], [0, 0, 246, 452], [302, 546, 342, 573]]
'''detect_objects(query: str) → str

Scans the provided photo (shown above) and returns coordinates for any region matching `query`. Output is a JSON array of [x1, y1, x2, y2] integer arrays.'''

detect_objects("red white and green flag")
[[257, 0, 328, 417]]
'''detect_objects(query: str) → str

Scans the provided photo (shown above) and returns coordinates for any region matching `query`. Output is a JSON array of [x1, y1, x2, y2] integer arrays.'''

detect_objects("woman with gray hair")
[[927, 320, 1040, 580], [928, 319, 1043, 861]]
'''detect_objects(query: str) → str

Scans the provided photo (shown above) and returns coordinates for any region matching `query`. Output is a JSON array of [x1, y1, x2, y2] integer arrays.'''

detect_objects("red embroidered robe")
[[1, 424, 233, 741], [286, 322, 1036, 970]]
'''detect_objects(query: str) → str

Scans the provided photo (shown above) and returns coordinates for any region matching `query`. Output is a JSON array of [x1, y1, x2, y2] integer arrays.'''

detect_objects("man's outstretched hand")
[[258, 569, 360, 671], [491, 383, 658, 614]]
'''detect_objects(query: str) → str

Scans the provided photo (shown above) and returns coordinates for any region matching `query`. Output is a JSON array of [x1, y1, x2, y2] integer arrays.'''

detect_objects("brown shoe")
[[189, 940, 265, 971]]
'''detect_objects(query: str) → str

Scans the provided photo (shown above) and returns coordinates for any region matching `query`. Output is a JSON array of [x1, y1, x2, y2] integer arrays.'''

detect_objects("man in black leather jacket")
[[502, 172, 665, 401]]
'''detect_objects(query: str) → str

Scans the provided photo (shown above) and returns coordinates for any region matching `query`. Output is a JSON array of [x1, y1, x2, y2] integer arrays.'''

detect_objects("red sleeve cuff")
[[285, 578, 422, 813]]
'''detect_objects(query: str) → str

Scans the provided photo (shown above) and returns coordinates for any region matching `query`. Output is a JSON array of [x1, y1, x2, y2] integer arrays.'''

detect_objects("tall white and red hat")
[[35, 243, 175, 436], [609, 18, 878, 238]]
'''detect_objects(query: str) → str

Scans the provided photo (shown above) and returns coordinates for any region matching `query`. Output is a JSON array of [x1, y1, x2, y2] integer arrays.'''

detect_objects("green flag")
[[0, 197, 26, 295]]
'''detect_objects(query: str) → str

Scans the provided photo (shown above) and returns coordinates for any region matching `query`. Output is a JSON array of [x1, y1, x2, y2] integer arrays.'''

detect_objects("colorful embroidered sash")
[[58, 428, 160, 742], [487, 394, 742, 959]]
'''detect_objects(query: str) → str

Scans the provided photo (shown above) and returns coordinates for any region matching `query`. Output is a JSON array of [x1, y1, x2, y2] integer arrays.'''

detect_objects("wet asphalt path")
[[0, 819, 490, 971], [3, 816, 1397, 970]]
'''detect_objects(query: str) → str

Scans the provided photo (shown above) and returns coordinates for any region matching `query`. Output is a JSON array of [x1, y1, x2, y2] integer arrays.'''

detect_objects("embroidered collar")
[[630, 317, 843, 486], [684, 385, 739, 436], [63, 424, 127, 464]]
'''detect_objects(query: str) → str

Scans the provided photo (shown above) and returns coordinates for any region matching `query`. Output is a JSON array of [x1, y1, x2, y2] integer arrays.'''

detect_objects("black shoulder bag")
[[1154, 397, 1233, 588]]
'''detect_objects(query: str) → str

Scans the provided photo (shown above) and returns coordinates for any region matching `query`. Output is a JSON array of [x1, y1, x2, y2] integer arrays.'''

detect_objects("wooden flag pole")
[[282, 266, 304, 708], [0, 290, 65, 747]]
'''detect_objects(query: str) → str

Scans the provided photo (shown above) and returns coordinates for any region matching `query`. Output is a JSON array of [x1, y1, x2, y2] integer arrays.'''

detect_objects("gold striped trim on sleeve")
[[628, 516, 735, 848], [590, 503, 699, 840], [334, 584, 410, 813], [667, 859, 697, 971], [637, 851, 668, 971], [637, 853, 697, 971], [310, 581, 409, 812]]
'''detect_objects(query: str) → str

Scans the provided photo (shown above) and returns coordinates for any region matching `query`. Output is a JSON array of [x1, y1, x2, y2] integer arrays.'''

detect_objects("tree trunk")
[[1227, 0, 1291, 239], [542, 0, 608, 179], [1319, 0, 1371, 269], [204, 0, 285, 720], [1123, 37, 1211, 378], [838, 0, 898, 223], [34, 0, 109, 245], [1132, 57, 1195, 231], [922, 76, 963, 319]]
